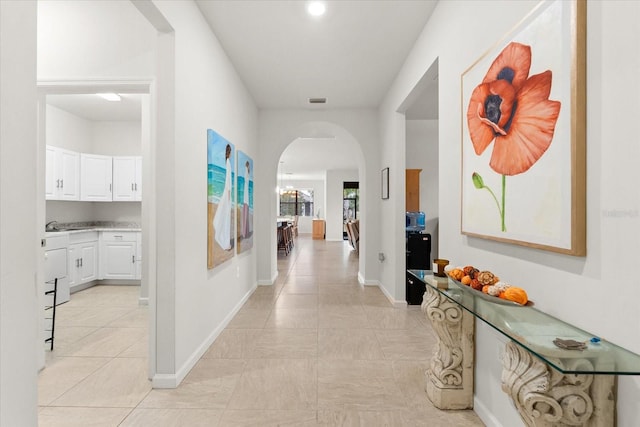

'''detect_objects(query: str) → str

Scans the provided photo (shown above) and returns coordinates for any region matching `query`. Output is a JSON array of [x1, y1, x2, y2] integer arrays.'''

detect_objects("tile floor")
[[38, 236, 484, 426]]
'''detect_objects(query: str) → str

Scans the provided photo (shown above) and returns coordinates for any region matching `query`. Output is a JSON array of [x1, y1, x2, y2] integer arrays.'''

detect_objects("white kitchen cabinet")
[[67, 232, 98, 290], [112, 156, 142, 201], [44, 233, 70, 304], [45, 145, 80, 201], [80, 153, 112, 201], [100, 231, 140, 280]]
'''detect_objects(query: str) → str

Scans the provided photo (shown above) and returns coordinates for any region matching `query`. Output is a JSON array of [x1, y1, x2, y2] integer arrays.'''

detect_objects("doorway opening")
[[343, 181, 359, 240]]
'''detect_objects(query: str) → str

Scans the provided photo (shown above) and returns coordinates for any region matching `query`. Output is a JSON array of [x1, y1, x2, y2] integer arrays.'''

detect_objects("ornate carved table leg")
[[501, 341, 615, 427], [421, 284, 475, 409]]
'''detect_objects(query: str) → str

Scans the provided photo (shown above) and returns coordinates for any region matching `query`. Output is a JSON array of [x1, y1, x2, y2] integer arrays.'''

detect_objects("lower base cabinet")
[[67, 232, 98, 291], [312, 219, 325, 240], [100, 231, 141, 280]]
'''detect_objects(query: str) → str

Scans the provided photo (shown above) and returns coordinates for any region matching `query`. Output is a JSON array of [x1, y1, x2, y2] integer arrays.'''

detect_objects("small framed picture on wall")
[[381, 167, 389, 200]]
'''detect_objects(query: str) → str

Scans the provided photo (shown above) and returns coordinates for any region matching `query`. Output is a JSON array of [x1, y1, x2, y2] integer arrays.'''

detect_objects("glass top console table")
[[407, 269, 638, 426]]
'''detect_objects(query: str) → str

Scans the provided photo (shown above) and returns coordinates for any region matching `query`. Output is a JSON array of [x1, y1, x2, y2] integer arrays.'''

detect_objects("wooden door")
[[405, 169, 422, 212]]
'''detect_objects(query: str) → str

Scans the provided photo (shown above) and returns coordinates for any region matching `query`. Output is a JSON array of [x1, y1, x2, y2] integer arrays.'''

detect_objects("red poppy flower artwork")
[[466, 42, 561, 231]]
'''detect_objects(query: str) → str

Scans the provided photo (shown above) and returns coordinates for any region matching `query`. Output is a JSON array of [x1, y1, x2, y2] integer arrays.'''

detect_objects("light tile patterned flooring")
[[38, 236, 484, 426]]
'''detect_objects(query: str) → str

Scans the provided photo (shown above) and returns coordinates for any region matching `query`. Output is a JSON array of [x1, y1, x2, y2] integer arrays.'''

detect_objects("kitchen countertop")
[[45, 227, 141, 236], [44, 221, 141, 236]]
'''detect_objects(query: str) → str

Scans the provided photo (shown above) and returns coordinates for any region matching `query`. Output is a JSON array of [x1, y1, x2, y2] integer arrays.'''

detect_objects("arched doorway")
[[256, 116, 378, 288]]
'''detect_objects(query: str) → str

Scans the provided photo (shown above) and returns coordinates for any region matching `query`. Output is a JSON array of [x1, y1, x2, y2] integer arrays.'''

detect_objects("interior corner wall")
[[151, 0, 258, 381], [0, 1, 38, 426], [325, 169, 359, 241], [381, 1, 640, 426], [406, 119, 439, 259]]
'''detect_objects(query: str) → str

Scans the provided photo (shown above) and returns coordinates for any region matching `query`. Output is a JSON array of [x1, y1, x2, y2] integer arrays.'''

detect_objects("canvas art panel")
[[460, 0, 585, 255], [236, 150, 254, 254], [207, 129, 236, 269]]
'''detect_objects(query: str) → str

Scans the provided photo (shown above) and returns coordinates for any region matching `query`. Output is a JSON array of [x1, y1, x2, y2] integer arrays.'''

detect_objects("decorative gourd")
[[477, 271, 498, 286], [463, 266, 479, 279], [448, 269, 465, 281], [461, 275, 472, 285], [503, 287, 528, 305], [471, 279, 484, 291]]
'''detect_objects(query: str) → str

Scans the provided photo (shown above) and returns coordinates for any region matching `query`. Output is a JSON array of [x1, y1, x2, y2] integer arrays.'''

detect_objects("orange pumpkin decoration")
[[461, 275, 472, 285], [503, 287, 528, 305], [448, 269, 465, 281], [482, 285, 491, 294]]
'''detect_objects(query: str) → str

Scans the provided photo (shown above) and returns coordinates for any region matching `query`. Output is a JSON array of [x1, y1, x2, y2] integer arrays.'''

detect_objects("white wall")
[[46, 105, 93, 152], [92, 121, 141, 156], [0, 1, 39, 425], [381, 1, 640, 425], [37, 0, 155, 80], [257, 110, 379, 286], [279, 178, 325, 234], [406, 119, 438, 259], [325, 169, 359, 241], [151, 0, 258, 385]]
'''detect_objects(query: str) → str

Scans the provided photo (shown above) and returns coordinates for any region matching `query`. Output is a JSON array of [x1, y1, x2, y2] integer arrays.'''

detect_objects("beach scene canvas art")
[[236, 150, 254, 254], [207, 129, 235, 269]]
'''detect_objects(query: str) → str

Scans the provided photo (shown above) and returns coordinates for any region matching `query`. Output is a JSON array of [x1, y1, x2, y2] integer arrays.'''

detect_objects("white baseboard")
[[70, 281, 98, 294], [376, 282, 407, 308], [151, 284, 257, 389], [257, 270, 278, 286], [474, 396, 503, 427]]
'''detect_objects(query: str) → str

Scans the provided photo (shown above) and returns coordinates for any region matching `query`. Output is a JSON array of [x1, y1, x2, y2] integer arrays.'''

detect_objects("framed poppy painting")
[[461, 0, 586, 255]]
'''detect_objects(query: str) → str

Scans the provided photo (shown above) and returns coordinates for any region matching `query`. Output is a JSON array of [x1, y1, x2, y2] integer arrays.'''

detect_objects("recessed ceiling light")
[[307, 1, 326, 17], [96, 93, 121, 102]]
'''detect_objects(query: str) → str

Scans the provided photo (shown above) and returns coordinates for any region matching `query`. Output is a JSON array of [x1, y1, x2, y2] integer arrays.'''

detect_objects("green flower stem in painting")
[[501, 174, 506, 232], [472, 172, 507, 232]]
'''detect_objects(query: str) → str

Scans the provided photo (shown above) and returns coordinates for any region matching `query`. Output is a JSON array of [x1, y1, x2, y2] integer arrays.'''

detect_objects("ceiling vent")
[[308, 97, 327, 105]]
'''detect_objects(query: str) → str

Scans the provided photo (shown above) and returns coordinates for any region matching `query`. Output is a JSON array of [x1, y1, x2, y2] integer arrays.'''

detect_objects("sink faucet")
[[45, 221, 59, 231]]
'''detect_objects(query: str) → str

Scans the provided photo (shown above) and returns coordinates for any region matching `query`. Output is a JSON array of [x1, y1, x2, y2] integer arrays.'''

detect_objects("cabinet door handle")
[[132, 255, 135, 264], [109, 183, 112, 192], [56, 179, 60, 188], [131, 183, 134, 191], [80, 258, 83, 267], [60, 179, 63, 188], [76, 258, 79, 267], [134, 183, 138, 191]]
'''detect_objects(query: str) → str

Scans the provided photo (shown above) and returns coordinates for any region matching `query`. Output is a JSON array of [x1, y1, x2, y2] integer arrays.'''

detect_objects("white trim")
[[151, 284, 257, 388], [357, 272, 378, 286], [257, 270, 278, 286], [37, 78, 153, 94], [474, 396, 504, 427], [138, 297, 149, 306], [377, 281, 407, 308], [357, 275, 407, 307]]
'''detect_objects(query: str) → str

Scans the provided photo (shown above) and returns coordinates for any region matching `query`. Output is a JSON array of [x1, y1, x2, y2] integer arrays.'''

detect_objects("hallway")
[[39, 236, 483, 426]]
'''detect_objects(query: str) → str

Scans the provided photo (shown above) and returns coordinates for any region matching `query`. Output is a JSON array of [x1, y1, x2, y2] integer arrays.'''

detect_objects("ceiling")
[[196, 0, 439, 179], [195, 0, 437, 110], [46, 94, 142, 122]]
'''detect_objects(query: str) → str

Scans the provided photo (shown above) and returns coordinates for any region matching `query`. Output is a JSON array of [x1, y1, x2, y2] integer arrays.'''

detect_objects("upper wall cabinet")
[[112, 156, 142, 202], [80, 153, 113, 202], [45, 145, 80, 201]]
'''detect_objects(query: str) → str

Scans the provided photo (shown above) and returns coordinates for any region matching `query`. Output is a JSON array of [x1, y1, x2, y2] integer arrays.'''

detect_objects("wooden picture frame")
[[460, 0, 586, 255], [381, 167, 389, 200]]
